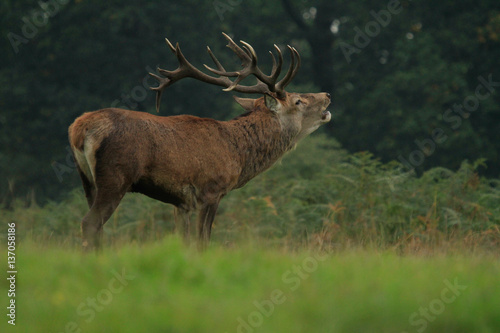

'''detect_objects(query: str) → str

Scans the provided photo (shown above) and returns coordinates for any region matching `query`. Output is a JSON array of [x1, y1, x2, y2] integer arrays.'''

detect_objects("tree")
[[281, 0, 336, 93], [1, 0, 498, 205]]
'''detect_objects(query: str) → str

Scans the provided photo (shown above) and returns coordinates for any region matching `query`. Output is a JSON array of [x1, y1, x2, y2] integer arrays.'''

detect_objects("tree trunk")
[[281, 0, 336, 93]]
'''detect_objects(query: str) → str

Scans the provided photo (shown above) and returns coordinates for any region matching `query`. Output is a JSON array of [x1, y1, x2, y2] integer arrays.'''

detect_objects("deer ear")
[[233, 96, 257, 111], [264, 94, 281, 113]]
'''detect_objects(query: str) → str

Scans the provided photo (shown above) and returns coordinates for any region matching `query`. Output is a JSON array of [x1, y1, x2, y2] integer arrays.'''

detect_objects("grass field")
[[2, 136, 499, 332], [1, 238, 499, 333]]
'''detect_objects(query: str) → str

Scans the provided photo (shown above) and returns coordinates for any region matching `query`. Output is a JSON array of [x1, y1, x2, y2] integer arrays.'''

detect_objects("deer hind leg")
[[81, 186, 126, 251], [72, 149, 97, 208], [75, 165, 96, 208], [197, 201, 220, 249]]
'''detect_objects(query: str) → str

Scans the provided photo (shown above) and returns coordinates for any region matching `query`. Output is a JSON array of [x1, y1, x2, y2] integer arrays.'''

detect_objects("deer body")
[[70, 33, 331, 250]]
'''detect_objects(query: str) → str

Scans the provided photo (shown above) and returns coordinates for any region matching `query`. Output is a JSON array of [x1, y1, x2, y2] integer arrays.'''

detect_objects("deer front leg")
[[174, 207, 192, 242], [197, 202, 220, 249]]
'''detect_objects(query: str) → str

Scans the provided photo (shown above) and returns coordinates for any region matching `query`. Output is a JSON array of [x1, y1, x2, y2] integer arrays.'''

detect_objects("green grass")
[[1, 238, 499, 333]]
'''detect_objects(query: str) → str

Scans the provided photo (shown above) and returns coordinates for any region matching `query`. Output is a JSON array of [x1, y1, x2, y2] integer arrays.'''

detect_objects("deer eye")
[[295, 100, 302, 105]]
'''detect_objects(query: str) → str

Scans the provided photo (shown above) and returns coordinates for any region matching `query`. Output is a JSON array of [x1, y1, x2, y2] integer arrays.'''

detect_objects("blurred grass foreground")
[[1, 238, 499, 332]]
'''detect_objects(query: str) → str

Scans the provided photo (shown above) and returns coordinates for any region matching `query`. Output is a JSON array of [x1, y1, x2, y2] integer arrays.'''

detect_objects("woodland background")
[[1, 0, 499, 204]]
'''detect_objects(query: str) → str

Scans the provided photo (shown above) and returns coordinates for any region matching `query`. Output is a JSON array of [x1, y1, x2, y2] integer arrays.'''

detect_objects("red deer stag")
[[69, 32, 331, 250]]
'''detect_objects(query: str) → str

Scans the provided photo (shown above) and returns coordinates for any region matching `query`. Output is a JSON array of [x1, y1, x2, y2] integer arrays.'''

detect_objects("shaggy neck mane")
[[227, 100, 298, 188]]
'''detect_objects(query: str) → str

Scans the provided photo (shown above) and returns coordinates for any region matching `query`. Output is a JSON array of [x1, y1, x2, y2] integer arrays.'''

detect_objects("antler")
[[149, 32, 301, 112]]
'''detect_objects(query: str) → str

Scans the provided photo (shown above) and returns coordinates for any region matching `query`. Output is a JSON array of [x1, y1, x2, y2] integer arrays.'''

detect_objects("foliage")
[[3, 135, 499, 252], [1, 0, 499, 202]]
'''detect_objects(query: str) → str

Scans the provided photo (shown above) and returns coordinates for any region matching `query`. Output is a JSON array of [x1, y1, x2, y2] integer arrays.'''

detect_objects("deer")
[[69, 32, 331, 251]]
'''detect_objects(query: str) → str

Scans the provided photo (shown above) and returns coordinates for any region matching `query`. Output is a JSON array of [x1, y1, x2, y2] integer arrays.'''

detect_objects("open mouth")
[[321, 99, 332, 122], [321, 110, 331, 122]]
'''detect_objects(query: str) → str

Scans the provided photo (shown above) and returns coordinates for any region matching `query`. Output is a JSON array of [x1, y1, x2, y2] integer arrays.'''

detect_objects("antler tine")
[[221, 41, 259, 91], [222, 32, 251, 63], [206, 46, 225, 72], [269, 52, 276, 71], [149, 70, 171, 113], [239, 41, 258, 62], [276, 45, 301, 93], [240, 45, 253, 60], [217, 36, 270, 92], [204, 49, 241, 77], [229, 39, 285, 93], [205, 39, 275, 91], [165, 38, 176, 53], [173, 43, 192, 69], [270, 44, 283, 81], [223, 75, 251, 91], [203, 65, 240, 77], [149, 42, 191, 112], [148, 72, 168, 113], [289, 46, 301, 82], [204, 47, 235, 86], [203, 37, 244, 78]]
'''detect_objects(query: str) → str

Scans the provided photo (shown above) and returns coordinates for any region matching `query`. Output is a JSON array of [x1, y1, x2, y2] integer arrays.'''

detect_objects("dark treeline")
[[1, 0, 499, 204]]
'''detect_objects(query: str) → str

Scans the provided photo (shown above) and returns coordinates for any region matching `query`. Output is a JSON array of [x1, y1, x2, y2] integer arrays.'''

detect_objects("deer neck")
[[228, 110, 298, 187]]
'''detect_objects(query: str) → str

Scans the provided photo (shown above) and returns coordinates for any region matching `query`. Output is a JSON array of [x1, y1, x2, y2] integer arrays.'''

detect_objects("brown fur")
[[69, 92, 331, 250]]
